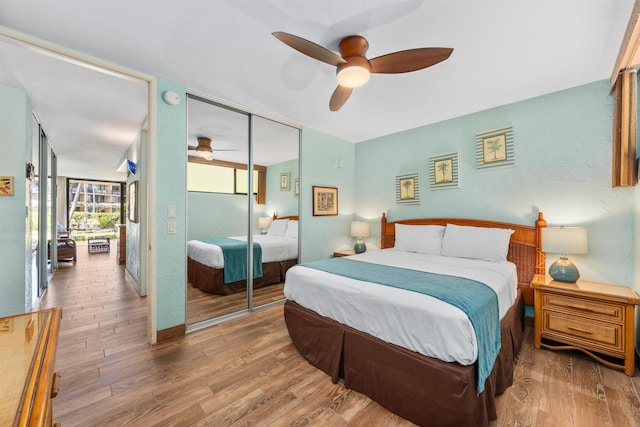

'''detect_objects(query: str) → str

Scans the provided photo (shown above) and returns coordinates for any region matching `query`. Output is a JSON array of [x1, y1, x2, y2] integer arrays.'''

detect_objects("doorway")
[[0, 28, 156, 340]]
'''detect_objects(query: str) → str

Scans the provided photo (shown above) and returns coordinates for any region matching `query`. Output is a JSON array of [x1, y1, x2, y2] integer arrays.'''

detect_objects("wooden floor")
[[187, 282, 285, 324], [39, 244, 640, 426]]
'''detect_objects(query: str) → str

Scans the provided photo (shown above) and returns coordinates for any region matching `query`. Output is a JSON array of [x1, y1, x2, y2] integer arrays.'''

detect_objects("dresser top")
[[0, 307, 61, 426]]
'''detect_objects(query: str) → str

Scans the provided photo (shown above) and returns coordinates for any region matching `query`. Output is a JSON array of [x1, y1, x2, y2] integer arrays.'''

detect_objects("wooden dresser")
[[0, 307, 62, 426], [117, 224, 126, 264], [532, 274, 639, 375]]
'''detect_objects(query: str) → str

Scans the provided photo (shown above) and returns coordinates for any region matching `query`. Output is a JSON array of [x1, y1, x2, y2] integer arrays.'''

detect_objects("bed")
[[283, 212, 547, 427], [188, 215, 298, 295]]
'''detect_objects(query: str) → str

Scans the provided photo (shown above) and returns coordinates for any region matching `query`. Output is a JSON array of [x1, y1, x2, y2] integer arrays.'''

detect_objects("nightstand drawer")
[[542, 310, 623, 353], [543, 294, 624, 322]]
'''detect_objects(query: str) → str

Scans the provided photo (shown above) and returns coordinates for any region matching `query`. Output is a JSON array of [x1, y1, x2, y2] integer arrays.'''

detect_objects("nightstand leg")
[[533, 290, 542, 348], [625, 305, 635, 376]]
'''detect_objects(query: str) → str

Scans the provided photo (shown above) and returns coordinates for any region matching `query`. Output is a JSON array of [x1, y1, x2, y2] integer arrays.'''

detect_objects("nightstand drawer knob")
[[567, 326, 593, 335]]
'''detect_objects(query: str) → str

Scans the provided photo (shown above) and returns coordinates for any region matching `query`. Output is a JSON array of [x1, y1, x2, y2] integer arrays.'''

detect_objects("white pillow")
[[394, 224, 445, 255], [267, 219, 289, 237], [284, 220, 298, 239], [441, 223, 514, 262]]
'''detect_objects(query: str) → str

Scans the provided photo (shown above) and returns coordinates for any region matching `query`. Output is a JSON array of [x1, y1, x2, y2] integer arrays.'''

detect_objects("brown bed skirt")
[[188, 257, 297, 295], [283, 291, 524, 427]]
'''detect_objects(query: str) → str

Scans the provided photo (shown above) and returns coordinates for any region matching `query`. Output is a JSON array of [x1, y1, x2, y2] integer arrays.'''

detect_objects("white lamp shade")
[[542, 227, 588, 255], [258, 217, 272, 229], [350, 221, 371, 238]]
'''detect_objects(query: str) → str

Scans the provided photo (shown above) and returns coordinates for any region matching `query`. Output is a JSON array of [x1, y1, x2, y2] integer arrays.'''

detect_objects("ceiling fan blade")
[[329, 85, 353, 111], [369, 47, 453, 74], [273, 31, 346, 66]]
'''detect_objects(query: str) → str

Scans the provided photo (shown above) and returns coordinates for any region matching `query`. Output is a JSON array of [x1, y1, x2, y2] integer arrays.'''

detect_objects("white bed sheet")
[[283, 248, 517, 365], [187, 235, 298, 268]]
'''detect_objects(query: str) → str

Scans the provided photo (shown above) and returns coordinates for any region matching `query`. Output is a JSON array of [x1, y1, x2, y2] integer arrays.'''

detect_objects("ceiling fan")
[[273, 32, 453, 111], [187, 136, 237, 161]]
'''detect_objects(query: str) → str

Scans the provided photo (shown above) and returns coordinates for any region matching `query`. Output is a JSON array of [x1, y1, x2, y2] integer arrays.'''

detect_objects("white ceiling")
[[0, 0, 634, 181]]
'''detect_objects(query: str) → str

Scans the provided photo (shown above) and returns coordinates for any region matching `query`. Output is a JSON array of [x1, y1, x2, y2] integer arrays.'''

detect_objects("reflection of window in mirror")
[[187, 159, 265, 203]]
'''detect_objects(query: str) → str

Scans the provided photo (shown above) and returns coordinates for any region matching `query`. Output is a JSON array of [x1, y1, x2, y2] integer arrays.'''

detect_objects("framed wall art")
[[280, 172, 290, 191], [476, 126, 514, 170], [312, 186, 338, 216], [395, 172, 420, 204], [128, 181, 138, 223], [0, 176, 14, 196], [429, 152, 459, 190]]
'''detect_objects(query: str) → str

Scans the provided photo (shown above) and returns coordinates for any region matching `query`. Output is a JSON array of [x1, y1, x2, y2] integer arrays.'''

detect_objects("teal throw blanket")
[[200, 238, 262, 284], [302, 257, 500, 394]]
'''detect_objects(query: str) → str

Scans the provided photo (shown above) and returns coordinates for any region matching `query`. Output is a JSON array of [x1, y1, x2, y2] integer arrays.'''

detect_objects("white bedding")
[[187, 235, 298, 268], [283, 248, 517, 365]]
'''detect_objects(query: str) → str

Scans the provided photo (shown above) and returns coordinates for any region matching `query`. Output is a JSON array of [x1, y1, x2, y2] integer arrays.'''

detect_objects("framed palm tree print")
[[429, 153, 459, 190], [396, 172, 420, 204], [476, 126, 514, 170]]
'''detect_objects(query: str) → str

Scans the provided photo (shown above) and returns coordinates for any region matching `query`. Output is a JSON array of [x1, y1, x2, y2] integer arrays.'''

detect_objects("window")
[[187, 158, 265, 202]]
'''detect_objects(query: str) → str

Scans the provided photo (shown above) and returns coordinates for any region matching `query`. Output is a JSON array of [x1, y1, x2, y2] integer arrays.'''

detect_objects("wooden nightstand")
[[531, 274, 640, 375], [333, 249, 355, 257]]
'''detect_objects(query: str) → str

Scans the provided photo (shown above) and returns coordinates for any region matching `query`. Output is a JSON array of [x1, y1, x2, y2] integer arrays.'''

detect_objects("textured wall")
[[355, 80, 635, 287], [0, 85, 31, 316]]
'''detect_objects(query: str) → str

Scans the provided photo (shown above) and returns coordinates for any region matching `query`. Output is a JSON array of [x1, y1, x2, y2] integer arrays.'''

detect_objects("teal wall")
[[355, 80, 635, 287], [265, 158, 298, 218], [186, 192, 253, 240], [300, 128, 355, 262], [155, 78, 187, 331], [0, 85, 32, 316], [125, 131, 142, 291]]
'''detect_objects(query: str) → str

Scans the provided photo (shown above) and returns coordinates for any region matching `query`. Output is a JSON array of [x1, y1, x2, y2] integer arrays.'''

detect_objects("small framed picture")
[[312, 186, 338, 216], [396, 172, 420, 204], [429, 153, 459, 190], [0, 176, 14, 196], [280, 172, 290, 191], [476, 126, 514, 170], [128, 181, 138, 223]]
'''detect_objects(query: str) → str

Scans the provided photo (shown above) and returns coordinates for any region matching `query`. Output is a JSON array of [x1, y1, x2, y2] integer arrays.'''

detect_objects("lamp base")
[[354, 241, 366, 254], [549, 256, 580, 283]]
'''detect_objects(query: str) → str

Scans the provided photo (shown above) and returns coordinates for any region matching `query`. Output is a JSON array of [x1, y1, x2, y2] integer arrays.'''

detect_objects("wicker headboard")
[[380, 212, 547, 305], [272, 214, 299, 221]]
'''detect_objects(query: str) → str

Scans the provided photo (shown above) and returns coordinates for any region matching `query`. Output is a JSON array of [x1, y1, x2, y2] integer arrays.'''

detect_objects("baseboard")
[[157, 323, 186, 343]]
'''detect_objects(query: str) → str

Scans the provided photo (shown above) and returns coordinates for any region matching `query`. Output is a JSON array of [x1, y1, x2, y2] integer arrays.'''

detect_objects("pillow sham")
[[441, 223, 514, 262], [394, 224, 445, 255], [267, 219, 289, 237], [284, 220, 298, 239]]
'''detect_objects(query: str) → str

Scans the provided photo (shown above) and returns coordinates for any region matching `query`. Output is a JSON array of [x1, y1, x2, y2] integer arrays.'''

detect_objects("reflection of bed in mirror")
[[283, 212, 547, 427], [187, 215, 298, 295]]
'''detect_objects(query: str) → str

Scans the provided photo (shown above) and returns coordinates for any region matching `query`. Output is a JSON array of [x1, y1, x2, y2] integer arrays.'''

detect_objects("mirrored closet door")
[[186, 95, 300, 327]]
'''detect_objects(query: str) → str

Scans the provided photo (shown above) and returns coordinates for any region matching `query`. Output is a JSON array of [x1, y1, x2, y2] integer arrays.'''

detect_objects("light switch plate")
[[168, 222, 176, 234], [167, 205, 177, 218]]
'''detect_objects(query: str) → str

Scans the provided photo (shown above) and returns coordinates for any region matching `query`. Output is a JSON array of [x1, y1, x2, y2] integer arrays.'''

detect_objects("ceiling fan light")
[[337, 65, 370, 88], [191, 150, 214, 161]]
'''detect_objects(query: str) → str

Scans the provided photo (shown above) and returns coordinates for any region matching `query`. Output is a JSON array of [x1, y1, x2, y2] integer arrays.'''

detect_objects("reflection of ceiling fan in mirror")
[[187, 136, 237, 161], [273, 32, 453, 111]]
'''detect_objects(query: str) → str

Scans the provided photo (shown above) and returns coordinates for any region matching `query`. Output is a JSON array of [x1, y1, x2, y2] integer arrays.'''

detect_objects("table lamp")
[[258, 217, 272, 235], [351, 221, 371, 254], [541, 226, 588, 283]]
